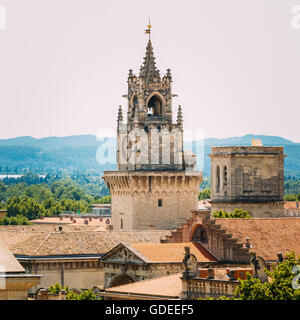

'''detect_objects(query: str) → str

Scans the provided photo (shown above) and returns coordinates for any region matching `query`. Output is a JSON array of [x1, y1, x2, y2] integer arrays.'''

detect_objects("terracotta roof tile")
[[284, 202, 300, 210], [105, 273, 182, 298], [130, 242, 217, 263], [213, 217, 300, 261], [0, 229, 171, 257]]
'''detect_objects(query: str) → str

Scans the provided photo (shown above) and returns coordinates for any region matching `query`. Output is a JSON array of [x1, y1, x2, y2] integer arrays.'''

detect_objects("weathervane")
[[144, 18, 151, 40]]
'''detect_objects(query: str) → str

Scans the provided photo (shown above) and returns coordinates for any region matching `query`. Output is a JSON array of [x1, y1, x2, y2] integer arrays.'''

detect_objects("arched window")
[[224, 166, 228, 190], [131, 95, 138, 117], [216, 166, 220, 192], [191, 225, 208, 243], [147, 95, 162, 116]]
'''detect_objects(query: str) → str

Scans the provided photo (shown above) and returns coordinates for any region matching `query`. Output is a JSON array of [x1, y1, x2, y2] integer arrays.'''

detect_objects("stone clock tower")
[[104, 34, 202, 230]]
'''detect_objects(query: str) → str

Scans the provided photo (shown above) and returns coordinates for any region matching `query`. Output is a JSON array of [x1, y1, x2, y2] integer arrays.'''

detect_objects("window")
[[148, 95, 162, 116], [131, 95, 138, 117], [216, 166, 220, 192], [224, 166, 228, 194], [158, 199, 162, 207], [120, 218, 123, 230], [191, 225, 208, 243]]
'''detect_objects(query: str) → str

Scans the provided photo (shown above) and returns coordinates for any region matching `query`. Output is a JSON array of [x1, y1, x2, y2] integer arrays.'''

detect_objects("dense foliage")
[[212, 209, 252, 218], [0, 172, 111, 220], [0, 214, 30, 225], [234, 252, 300, 300], [284, 178, 300, 195], [198, 187, 211, 200], [48, 283, 100, 300], [199, 252, 300, 300]]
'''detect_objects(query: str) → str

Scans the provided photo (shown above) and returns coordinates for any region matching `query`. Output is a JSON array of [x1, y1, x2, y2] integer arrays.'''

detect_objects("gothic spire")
[[177, 105, 183, 126], [117, 105, 123, 123], [139, 40, 161, 82]]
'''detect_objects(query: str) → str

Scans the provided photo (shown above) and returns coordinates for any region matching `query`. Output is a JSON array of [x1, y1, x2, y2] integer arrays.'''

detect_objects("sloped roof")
[[0, 230, 171, 257], [0, 239, 24, 273], [130, 242, 218, 263], [104, 273, 182, 299], [213, 217, 300, 261], [284, 202, 300, 210]]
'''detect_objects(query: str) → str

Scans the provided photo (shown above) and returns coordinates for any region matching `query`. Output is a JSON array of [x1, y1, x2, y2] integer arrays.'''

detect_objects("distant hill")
[[203, 134, 296, 146], [0, 134, 299, 177]]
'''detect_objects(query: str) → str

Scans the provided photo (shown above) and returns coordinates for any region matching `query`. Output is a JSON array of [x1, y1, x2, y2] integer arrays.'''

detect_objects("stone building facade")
[[0, 240, 41, 300], [209, 145, 285, 217], [104, 39, 202, 230], [19, 256, 103, 293], [162, 210, 300, 264], [100, 242, 218, 289], [0, 226, 171, 292]]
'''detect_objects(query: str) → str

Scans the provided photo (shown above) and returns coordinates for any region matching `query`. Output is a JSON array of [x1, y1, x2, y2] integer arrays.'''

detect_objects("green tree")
[[212, 209, 252, 219], [96, 195, 111, 204], [6, 197, 43, 220], [234, 252, 300, 300], [0, 215, 30, 225], [48, 283, 100, 300], [198, 187, 211, 200], [48, 282, 63, 295]]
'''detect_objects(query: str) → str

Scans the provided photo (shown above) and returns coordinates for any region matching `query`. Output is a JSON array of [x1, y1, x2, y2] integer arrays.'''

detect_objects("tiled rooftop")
[[0, 229, 171, 257], [130, 242, 217, 263], [213, 217, 300, 261], [30, 216, 110, 230], [284, 201, 300, 210], [104, 273, 182, 298]]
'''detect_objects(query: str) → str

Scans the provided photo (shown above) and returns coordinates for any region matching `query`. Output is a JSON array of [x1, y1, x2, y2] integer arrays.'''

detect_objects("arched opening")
[[147, 95, 162, 116], [223, 166, 228, 194], [109, 274, 134, 288], [191, 225, 208, 243], [131, 95, 138, 117], [216, 166, 220, 193]]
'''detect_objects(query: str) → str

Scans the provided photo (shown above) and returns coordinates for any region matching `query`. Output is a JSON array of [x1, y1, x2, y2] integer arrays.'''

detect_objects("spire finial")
[[144, 18, 151, 40], [140, 21, 160, 82], [177, 105, 183, 126]]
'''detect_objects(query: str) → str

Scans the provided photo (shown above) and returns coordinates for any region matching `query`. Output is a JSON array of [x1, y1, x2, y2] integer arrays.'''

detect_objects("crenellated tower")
[[105, 27, 202, 230]]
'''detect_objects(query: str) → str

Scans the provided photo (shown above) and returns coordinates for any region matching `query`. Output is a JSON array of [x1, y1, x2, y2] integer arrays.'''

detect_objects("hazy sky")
[[0, 0, 300, 141]]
